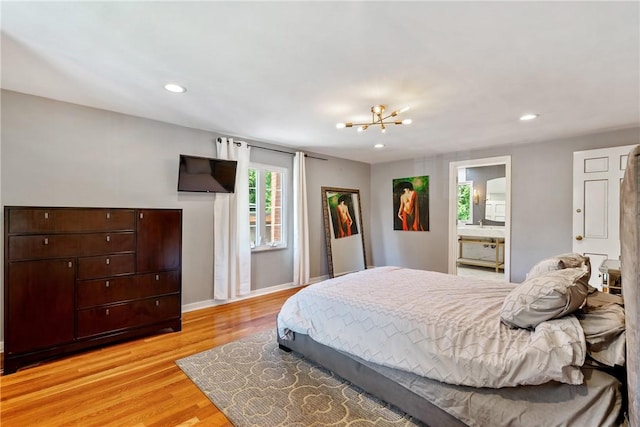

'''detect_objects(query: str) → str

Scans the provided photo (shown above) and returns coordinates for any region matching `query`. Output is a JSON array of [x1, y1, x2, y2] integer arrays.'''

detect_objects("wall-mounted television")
[[177, 154, 238, 193]]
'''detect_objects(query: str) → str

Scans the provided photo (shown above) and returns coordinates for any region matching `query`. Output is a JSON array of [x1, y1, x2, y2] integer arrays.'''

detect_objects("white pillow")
[[526, 253, 590, 280], [501, 265, 590, 329]]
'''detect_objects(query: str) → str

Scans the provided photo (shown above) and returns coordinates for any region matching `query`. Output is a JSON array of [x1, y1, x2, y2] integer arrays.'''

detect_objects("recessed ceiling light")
[[374, 143, 385, 149], [164, 83, 186, 93], [519, 113, 539, 121]]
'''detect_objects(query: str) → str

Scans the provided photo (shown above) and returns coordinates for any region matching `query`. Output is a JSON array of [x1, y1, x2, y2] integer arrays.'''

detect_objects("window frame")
[[457, 180, 474, 225], [249, 162, 287, 252]]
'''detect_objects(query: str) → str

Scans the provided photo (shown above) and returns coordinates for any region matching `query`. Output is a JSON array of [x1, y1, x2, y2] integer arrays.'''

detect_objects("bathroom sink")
[[458, 225, 504, 230], [457, 226, 505, 238]]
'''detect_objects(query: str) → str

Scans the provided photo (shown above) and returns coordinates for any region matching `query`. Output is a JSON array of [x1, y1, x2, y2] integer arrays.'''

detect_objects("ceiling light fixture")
[[337, 105, 412, 133], [519, 113, 538, 121], [374, 143, 385, 149], [164, 83, 187, 93]]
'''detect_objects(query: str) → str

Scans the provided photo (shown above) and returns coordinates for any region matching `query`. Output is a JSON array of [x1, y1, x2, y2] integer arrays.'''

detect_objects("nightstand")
[[599, 259, 622, 294]]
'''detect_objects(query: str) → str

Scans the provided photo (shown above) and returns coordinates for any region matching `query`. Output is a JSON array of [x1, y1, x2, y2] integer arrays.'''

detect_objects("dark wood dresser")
[[3, 206, 182, 374]]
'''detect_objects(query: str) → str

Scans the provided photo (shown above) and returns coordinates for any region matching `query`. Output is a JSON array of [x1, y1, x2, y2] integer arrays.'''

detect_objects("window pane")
[[249, 165, 285, 248], [249, 168, 258, 245], [250, 226, 257, 245], [265, 224, 273, 244], [457, 183, 471, 222], [271, 224, 281, 243]]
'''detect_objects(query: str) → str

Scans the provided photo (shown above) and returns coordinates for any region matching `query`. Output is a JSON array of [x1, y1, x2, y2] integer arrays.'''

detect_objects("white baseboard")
[[182, 274, 328, 313]]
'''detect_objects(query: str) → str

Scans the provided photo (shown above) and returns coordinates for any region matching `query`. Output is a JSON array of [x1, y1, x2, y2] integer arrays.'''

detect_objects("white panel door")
[[573, 145, 636, 288]]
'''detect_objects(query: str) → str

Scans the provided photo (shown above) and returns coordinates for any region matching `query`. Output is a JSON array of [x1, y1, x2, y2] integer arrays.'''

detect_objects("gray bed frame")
[[279, 145, 639, 427], [277, 330, 464, 426]]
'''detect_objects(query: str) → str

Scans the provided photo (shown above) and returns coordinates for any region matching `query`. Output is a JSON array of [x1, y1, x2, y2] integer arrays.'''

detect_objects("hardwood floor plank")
[[0, 287, 301, 426]]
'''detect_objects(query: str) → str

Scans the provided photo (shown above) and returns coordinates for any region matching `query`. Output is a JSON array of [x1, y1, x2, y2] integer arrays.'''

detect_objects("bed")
[[277, 144, 639, 427]]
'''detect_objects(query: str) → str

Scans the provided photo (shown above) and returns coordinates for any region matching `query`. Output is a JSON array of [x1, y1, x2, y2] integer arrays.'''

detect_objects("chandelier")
[[336, 105, 412, 133]]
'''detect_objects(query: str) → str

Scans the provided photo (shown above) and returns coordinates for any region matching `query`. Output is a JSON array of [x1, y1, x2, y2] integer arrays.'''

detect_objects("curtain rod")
[[217, 137, 327, 161]]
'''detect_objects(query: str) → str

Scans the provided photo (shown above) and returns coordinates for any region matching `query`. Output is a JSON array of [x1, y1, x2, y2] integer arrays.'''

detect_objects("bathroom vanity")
[[457, 225, 505, 272]]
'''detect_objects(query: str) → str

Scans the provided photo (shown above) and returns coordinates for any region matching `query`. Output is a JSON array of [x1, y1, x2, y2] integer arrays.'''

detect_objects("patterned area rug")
[[176, 329, 423, 426]]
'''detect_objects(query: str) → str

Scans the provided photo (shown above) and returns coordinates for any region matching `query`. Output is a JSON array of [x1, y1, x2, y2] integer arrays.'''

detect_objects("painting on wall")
[[393, 175, 430, 231], [325, 190, 360, 239]]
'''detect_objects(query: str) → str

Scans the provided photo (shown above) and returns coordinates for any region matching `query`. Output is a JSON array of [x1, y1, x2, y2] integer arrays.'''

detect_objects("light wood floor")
[[0, 287, 301, 426]]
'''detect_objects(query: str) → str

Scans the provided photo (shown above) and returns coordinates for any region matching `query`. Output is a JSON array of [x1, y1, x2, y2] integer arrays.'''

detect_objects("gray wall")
[[2, 88, 638, 346], [0, 90, 371, 343], [305, 154, 372, 278], [370, 127, 640, 282], [247, 145, 371, 288], [248, 145, 295, 291]]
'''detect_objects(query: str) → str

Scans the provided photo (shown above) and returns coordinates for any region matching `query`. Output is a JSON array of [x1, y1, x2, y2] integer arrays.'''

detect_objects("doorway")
[[448, 156, 511, 282], [572, 144, 636, 288]]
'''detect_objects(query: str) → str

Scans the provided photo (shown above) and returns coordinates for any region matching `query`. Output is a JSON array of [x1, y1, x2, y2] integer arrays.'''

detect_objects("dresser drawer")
[[137, 270, 181, 296], [76, 275, 137, 308], [77, 254, 135, 280], [77, 270, 179, 308], [8, 232, 135, 261], [8, 208, 135, 234], [76, 294, 181, 338]]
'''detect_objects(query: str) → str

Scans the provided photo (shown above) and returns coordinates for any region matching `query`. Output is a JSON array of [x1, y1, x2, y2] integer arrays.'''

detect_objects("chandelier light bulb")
[[402, 119, 412, 125], [336, 123, 346, 129]]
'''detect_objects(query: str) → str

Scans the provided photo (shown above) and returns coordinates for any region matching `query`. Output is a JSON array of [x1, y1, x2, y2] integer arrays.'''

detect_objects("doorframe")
[[572, 144, 637, 288], [448, 156, 512, 281]]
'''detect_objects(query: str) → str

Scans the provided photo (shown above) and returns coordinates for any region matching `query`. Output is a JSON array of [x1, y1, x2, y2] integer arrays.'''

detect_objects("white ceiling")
[[2, 1, 638, 164]]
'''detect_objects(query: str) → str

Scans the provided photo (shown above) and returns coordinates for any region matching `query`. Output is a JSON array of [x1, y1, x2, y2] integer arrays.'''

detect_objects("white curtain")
[[293, 152, 310, 285], [214, 137, 251, 300]]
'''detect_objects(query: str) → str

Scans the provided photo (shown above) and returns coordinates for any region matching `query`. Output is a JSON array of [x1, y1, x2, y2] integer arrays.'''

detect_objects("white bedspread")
[[277, 266, 586, 388]]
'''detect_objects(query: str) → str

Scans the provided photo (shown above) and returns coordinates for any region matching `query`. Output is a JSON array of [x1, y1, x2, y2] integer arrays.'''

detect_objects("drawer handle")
[[156, 300, 160, 307], [106, 235, 111, 242], [155, 274, 160, 281], [140, 212, 144, 219], [106, 258, 110, 265], [106, 212, 111, 220], [68, 261, 73, 268], [44, 212, 49, 219], [43, 237, 49, 245], [105, 308, 110, 316], [105, 281, 110, 288]]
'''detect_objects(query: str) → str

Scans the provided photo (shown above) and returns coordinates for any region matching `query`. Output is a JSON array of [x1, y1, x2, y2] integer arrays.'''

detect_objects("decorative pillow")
[[526, 253, 591, 280], [501, 265, 590, 329], [576, 291, 626, 366], [577, 304, 626, 366]]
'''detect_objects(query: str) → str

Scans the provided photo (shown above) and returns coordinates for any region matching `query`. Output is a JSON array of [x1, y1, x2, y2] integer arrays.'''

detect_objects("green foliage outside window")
[[457, 184, 471, 222], [264, 171, 272, 214], [249, 169, 256, 205]]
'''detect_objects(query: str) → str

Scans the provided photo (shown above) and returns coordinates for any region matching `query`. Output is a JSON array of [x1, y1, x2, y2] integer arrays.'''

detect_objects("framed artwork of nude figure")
[[393, 175, 430, 231], [321, 187, 367, 278]]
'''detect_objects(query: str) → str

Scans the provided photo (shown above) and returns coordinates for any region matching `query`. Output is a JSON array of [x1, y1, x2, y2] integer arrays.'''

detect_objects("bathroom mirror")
[[485, 177, 506, 222], [322, 187, 367, 278]]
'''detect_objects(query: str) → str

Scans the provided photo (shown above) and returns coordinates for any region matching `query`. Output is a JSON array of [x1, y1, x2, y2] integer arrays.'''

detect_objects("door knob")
[[575, 235, 583, 241]]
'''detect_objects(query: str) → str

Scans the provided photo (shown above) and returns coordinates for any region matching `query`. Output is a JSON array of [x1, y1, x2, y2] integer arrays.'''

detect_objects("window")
[[457, 181, 473, 224], [249, 163, 286, 250]]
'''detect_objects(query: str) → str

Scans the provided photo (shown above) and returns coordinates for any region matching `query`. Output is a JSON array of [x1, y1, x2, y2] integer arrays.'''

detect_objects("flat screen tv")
[[177, 154, 238, 193]]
